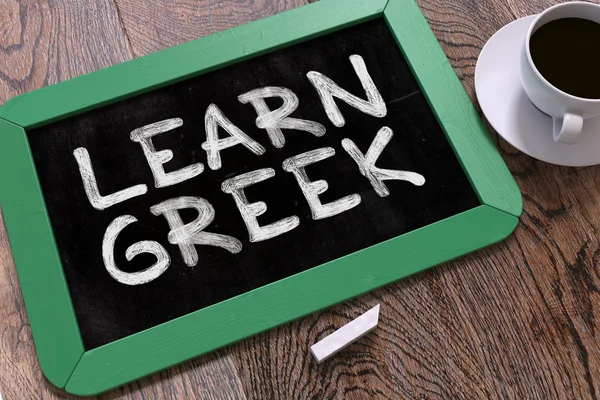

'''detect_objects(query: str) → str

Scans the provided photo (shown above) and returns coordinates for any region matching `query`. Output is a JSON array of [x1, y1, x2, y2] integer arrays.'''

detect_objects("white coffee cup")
[[521, 1, 600, 145]]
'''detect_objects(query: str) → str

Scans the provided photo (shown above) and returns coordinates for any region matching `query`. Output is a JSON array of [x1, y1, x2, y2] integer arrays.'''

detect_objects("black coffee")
[[530, 18, 600, 99]]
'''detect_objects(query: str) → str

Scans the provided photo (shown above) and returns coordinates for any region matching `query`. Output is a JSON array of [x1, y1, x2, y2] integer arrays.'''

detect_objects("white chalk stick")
[[310, 304, 380, 363]]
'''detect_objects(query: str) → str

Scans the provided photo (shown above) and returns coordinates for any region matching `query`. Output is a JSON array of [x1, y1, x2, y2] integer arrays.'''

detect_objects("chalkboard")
[[0, 0, 520, 395], [29, 17, 478, 350]]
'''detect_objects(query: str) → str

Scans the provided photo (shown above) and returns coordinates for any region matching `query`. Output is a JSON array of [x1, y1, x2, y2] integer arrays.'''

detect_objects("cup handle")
[[553, 113, 584, 144]]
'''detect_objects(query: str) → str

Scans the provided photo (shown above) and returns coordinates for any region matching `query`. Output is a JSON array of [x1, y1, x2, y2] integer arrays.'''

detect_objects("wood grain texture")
[[113, 0, 310, 56], [0, 0, 132, 105], [1, 0, 600, 399]]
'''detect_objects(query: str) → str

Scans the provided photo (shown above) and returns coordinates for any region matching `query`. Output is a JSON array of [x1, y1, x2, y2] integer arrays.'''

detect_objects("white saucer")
[[475, 15, 600, 167]]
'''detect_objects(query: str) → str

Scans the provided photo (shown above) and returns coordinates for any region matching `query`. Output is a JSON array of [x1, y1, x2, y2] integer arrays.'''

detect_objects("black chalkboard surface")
[[28, 18, 479, 350]]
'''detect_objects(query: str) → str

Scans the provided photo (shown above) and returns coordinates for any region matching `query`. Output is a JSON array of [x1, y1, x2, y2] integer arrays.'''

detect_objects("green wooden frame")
[[0, 0, 521, 395]]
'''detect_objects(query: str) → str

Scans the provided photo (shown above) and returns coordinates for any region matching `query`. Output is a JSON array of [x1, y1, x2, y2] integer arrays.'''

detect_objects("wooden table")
[[1, 0, 599, 398]]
